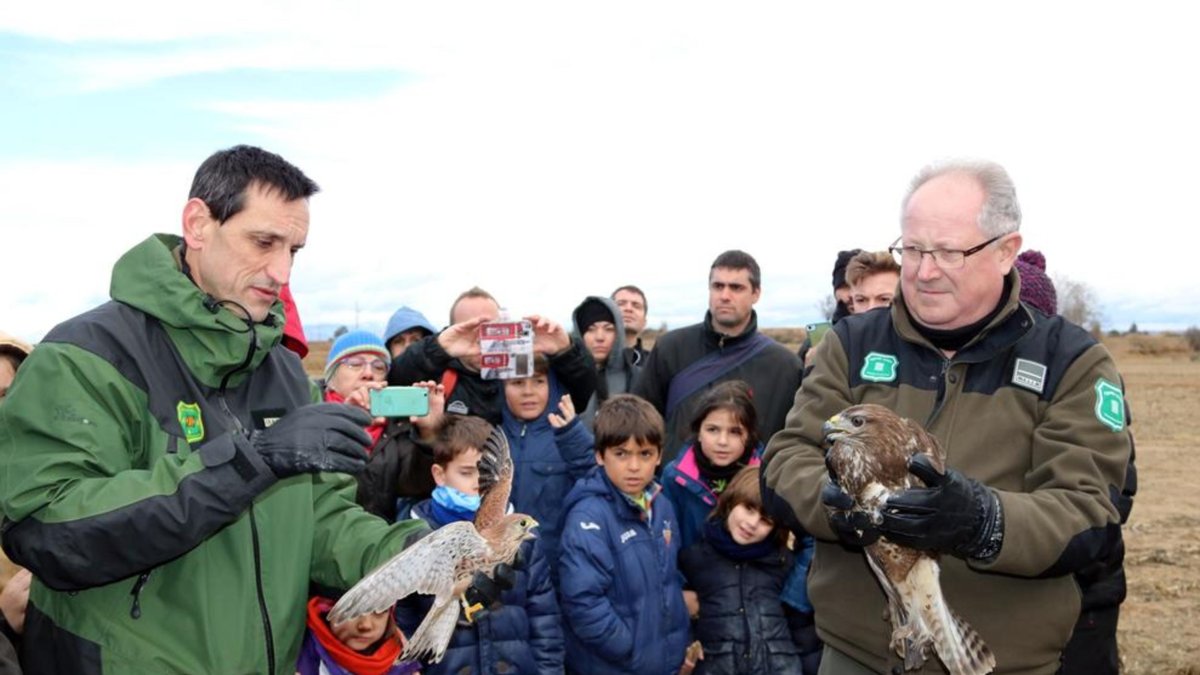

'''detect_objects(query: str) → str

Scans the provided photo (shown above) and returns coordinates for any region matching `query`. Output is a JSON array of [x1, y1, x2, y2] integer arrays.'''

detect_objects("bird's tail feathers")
[[904, 557, 996, 675], [401, 596, 460, 664]]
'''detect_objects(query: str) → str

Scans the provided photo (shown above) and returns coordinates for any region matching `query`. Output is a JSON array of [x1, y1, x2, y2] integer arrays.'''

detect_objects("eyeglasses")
[[888, 234, 1004, 269], [339, 356, 388, 374]]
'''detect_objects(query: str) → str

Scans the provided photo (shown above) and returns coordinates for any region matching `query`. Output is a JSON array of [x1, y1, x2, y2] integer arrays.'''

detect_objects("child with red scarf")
[[297, 596, 420, 675]]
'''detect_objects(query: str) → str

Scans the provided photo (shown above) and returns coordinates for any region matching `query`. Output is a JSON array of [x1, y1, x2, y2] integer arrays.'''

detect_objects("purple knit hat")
[[1016, 250, 1057, 316]]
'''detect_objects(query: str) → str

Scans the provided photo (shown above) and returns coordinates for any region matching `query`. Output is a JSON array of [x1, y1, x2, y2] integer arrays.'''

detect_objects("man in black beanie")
[[798, 248, 863, 366]]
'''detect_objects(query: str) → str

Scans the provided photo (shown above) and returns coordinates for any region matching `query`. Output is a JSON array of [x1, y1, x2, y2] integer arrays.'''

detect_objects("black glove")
[[251, 403, 372, 478], [878, 454, 1003, 559], [822, 480, 880, 547], [822, 453, 880, 547], [462, 563, 517, 622]]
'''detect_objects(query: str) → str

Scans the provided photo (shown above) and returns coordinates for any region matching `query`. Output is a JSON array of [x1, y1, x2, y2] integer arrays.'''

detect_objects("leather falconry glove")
[[251, 403, 372, 478], [822, 454, 881, 547], [879, 454, 1003, 559]]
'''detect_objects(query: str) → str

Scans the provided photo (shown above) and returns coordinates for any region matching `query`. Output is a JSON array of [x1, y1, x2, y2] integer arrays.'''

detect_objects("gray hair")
[[902, 159, 1022, 238]]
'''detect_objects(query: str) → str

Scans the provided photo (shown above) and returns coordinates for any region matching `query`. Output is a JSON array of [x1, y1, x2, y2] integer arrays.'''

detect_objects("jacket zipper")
[[925, 357, 953, 427], [128, 571, 152, 619], [214, 313, 276, 674]]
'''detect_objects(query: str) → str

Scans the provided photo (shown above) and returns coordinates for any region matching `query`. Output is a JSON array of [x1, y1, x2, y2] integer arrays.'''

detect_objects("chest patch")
[[860, 352, 899, 383], [1012, 358, 1047, 394], [176, 401, 205, 443]]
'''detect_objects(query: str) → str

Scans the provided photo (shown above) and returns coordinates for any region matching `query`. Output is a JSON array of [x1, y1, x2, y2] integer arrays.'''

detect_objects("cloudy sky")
[[2, 2, 1196, 343]]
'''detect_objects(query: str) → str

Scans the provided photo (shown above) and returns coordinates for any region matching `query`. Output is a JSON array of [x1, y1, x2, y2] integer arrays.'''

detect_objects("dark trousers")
[[1061, 605, 1121, 675]]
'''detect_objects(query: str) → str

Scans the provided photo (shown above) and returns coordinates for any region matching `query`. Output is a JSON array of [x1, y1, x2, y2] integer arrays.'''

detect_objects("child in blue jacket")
[[662, 380, 764, 552], [501, 355, 595, 581], [395, 415, 564, 675], [559, 394, 690, 675]]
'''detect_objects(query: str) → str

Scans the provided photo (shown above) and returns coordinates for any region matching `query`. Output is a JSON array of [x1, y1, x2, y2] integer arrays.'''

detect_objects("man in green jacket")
[[0, 145, 427, 673], [763, 159, 1132, 674]]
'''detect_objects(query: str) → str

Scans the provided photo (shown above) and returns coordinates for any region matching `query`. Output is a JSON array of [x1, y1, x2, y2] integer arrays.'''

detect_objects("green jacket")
[[763, 272, 1131, 675], [0, 234, 425, 674]]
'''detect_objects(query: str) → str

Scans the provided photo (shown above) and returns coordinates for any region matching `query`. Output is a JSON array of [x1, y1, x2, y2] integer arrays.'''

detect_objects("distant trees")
[[1053, 274, 1103, 333]]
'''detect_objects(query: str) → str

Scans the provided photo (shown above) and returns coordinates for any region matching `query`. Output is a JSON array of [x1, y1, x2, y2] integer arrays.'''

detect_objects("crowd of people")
[[0, 145, 1135, 675]]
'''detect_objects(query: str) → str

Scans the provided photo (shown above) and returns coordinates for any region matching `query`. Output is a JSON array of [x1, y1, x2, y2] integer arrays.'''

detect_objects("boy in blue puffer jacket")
[[559, 395, 690, 675], [395, 415, 563, 675], [501, 354, 596, 582]]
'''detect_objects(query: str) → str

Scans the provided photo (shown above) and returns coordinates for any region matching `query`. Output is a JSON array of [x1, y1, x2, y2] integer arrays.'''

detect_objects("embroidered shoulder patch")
[[1012, 358, 1047, 393], [860, 352, 899, 383], [177, 401, 205, 444], [1093, 378, 1125, 432]]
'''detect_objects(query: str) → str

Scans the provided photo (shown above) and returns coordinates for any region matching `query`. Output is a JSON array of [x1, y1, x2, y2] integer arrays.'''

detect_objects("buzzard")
[[328, 426, 538, 663], [823, 403, 995, 675]]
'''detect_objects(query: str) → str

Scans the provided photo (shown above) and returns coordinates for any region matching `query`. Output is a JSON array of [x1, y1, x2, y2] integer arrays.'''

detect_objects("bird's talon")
[[461, 598, 484, 623]]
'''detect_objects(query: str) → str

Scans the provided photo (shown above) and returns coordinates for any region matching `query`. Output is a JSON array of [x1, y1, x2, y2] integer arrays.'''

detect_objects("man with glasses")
[[763, 160, 1132, 674], [322, 330, 443, 520]]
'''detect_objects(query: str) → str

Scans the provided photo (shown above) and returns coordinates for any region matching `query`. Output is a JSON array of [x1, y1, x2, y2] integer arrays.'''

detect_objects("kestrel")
[[824, 404, 995, 675], [328, 426, 539, 663]]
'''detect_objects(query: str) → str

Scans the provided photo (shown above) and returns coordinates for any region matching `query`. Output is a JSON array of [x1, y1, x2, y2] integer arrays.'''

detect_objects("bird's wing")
[[474, 425, 514, 533], [328, 522, 487, 624]]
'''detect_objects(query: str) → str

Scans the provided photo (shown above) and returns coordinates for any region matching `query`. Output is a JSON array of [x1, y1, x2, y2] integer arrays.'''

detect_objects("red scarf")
[[306, 597, 403, 675], [323, 390, 386, 450]]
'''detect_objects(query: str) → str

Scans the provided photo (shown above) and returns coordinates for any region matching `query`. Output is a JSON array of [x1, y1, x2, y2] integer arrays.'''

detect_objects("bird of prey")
[[328, 426, 539, 664], [823, 403, 995, 675]]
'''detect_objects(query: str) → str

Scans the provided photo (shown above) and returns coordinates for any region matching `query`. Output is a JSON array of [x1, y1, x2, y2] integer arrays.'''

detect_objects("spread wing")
[[474, 426, 514, 533], [328, 522, 488, 624]]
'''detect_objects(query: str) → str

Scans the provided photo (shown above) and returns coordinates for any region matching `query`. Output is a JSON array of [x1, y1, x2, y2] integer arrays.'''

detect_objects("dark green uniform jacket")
[[0, 234, 425, 674], [763, 271, 1131, 675]]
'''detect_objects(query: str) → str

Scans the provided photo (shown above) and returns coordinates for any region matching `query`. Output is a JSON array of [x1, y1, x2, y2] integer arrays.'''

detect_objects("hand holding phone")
[[369, 386, 431, 418]]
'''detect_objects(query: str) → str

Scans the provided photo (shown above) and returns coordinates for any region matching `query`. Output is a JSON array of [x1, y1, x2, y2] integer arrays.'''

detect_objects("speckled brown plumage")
[[824, 403, 995, 675]]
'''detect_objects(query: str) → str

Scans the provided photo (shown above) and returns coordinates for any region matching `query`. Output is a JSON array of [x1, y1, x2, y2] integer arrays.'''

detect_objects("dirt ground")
[[1107, 338, 1200, 675], [307, 332, 1200, 673]]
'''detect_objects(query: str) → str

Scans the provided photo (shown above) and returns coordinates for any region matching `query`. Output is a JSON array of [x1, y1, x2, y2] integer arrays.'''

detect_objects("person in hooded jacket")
[[571, 295, 641, 428], [500, 355, 595, 582]]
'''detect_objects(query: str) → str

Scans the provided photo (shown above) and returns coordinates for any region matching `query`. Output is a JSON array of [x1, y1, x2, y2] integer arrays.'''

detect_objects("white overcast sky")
[[2, 1, 1197, 343]]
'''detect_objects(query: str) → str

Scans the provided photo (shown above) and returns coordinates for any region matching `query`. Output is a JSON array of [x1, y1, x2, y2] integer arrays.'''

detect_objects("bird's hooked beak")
[[822, 414, 851, 447], [523, 517, 540, 541]]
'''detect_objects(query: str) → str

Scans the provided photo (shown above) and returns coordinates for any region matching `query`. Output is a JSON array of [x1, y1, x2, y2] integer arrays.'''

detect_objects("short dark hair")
[[689, 380, 760, 454], [189, 145, 319, 224], [710, 250, 761, 290], [594, 394, 663, 457], [611, 285, 648, 315], [433, 415, 494, 466], [448, 286, 499, 325], [711, 466, 787, 547]]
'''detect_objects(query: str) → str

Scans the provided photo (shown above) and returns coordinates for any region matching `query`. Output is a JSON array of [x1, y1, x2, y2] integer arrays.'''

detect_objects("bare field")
[[305, 332, 1200, 672]]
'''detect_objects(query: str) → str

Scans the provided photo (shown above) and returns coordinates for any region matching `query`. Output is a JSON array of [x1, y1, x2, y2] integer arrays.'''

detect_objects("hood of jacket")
[[563, 464, 657, 523], [109, 233, 285, 389], [500, 369, 568, 438], [571, 296, 629, 379]]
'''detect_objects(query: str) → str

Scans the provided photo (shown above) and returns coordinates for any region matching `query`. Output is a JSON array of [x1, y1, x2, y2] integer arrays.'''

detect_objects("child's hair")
[[531, 353, 550, 376], [712, 466, 787, 546], [594, 394, 664, 456], [433, 415, 494, 466], [689, 380, 760, 452]]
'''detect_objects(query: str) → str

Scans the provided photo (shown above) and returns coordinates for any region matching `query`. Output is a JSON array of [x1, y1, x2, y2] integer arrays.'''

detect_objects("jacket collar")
[[703, 309, 760, 348], [892, 269, 1032, 361], [110, 234, 285, 388]]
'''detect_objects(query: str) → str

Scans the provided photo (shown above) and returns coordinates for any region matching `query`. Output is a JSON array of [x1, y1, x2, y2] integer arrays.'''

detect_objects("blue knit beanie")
[[383, 306, 437, 347], [325, 330, 391, 382]]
